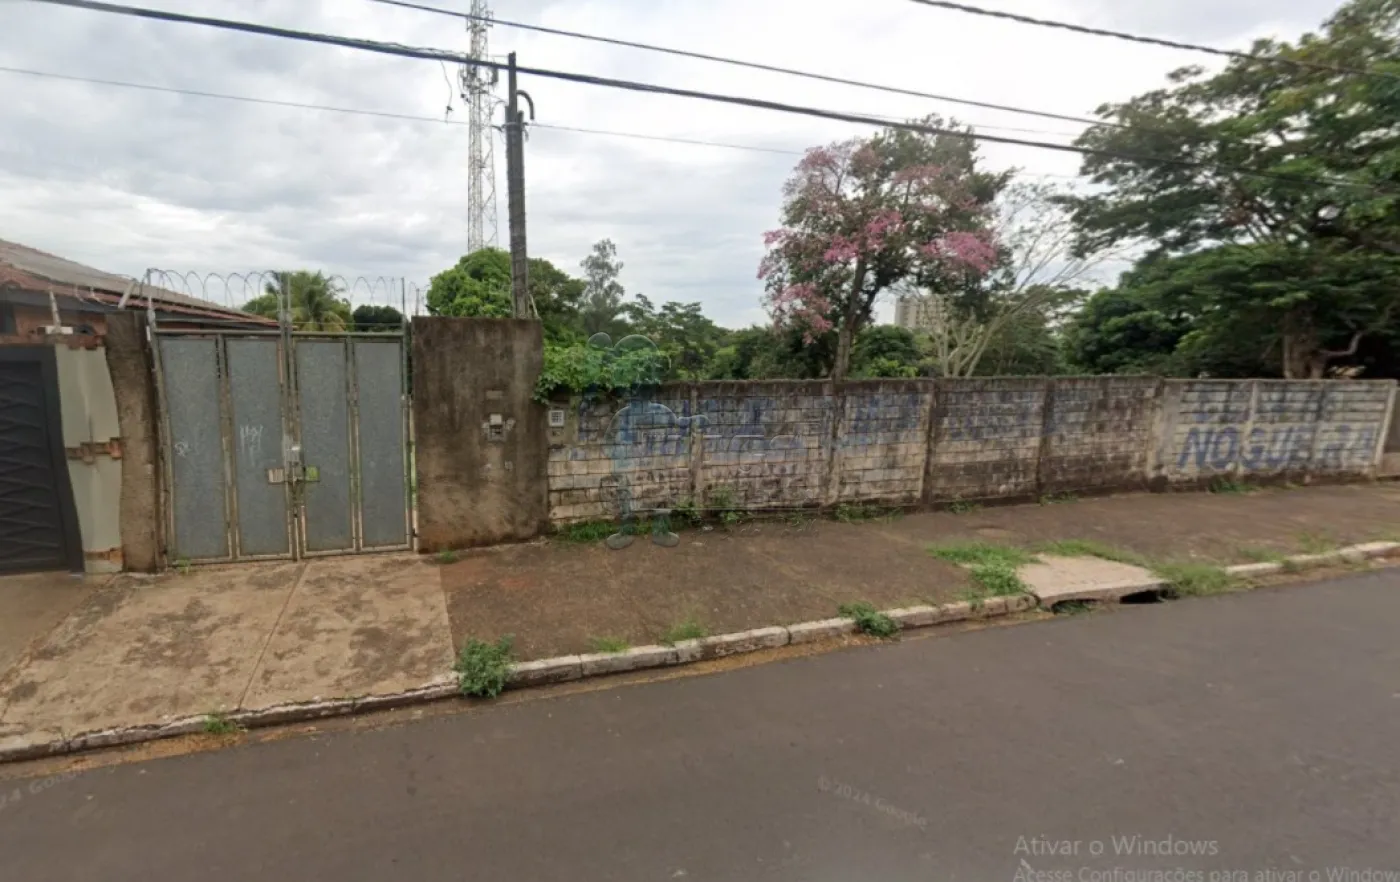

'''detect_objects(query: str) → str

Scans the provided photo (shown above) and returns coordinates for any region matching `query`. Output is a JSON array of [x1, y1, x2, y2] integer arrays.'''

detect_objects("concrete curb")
[[4, 540, 1394, 765]]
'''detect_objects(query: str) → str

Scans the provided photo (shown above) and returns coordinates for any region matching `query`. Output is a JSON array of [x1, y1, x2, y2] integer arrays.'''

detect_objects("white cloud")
[[0, 0, 1345, 325]]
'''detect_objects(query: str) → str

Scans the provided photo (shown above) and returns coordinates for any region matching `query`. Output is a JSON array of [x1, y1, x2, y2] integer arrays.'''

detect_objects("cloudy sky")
[[0, 0, 1346, 326]]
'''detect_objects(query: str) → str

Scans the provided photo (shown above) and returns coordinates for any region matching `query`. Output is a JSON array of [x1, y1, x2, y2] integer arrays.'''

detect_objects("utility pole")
[[505, 52, 534, 319]]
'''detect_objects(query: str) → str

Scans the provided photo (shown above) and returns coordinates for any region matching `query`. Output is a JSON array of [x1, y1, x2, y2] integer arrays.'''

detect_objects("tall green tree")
[[426, 248, 513, 319], [622, 294, 725, 379], [351, 304, 404, 332], [242, 271, 351, 331], [579, 239, 629, 338], [1065, 0, 1400, 377]]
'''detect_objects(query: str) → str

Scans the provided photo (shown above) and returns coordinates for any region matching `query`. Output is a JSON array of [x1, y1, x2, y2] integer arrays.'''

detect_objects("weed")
[[785, 511, 814, 528], [927, 541, 1036, 569], [836, 504, 900, 523], [947, 498, 981, 515], [837, 602, 900, 638], [967, 565, 1030, 597], [673, 498, 703, 528], [202, 711, 242, 736], [1208, 477, 1252, 495], [1295, 531, 1337, 555], [174, 558, 192, 575], [559, 520, 617, 544], [1237, 546, 1288, 564], [929, 541, 1034, 600], [721, 509, 745, 528], [1154, 562, 1237, 597], [434, 549, 460, 564], [1038, 492, 1079, 505], [1034, 539, 1148, 567], [454, 636, 514, 698], [588, 636, 630, 654], [660, 619, 708, 645], [1053, 600, 1096, 616]]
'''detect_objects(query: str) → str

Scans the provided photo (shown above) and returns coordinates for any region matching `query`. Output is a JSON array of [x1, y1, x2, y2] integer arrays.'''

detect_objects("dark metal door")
[[0, 347, 83, 574]]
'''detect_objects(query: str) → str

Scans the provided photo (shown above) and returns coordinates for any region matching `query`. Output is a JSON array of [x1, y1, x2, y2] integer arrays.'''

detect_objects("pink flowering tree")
[[758, 117, 1005, 380]]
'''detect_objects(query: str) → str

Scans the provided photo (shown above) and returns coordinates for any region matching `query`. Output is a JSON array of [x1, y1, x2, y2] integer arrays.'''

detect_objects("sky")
[[0, 0, 1349, 327]]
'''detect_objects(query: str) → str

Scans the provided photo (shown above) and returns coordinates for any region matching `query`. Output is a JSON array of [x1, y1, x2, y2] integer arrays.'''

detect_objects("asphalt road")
[[4, 572, 1400, 882]]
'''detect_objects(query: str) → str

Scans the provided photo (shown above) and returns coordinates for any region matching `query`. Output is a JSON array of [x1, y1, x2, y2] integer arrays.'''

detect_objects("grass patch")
[[454, 636, 514, 698], [1295, 531, 1338, 555], [1039, 492, 1079, 505], [1034, 539, 1149, 567], [660, 619, 708, 645], [202, 711, 242, 736], [837, 602, 900, 638], [434, 549, 460, 564], [587, 635, 630, 654], [1154, 562, 1237, 597], [1208, 477, 1253, 495], [835, 503, 899, 523], [966, 565, 1030, 598], [929, 541, 1035, 601], [946, 498, 981, 515], [558, 520, 618, 543], [1237, 546, 1288, 564], [927, 541, 1036, 568]]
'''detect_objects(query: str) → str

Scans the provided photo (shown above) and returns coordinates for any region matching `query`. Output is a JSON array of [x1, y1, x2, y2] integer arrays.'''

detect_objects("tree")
[[579, 239, 629, 338], [758, 116, 1005, 381], [850, 325, 922, 378], [900, 181, 1105, 377], [1064, 0, 1400, 377], [352, 304, 404, 332], [623, 294, 725, 379], [528, 257, 587, 343], [243, 271, 351, 331], [1061, 286, 1194, 376], [426, 248, 512, 318]]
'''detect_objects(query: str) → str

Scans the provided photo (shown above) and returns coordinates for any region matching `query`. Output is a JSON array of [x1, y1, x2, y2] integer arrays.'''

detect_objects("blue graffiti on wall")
[[1177, 424, 1378, 471]]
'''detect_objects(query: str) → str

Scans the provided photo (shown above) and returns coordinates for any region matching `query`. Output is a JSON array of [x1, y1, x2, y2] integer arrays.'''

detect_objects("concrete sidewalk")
[[1, 482, 1398, 756], [0, 554, 453, 747]]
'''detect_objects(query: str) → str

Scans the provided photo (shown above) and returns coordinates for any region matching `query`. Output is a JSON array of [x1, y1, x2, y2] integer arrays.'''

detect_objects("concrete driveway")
[[0, 554, 453, 741], [0, 570, 102, 676]]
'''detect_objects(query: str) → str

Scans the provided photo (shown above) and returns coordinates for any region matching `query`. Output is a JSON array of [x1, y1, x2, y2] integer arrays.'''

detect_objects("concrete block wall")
[[834, 382, 932, 503], [547, 391, 695, 523], [696, 381, 832, 511], [544, 376, 1397, 525], [1041, 377, 1161, 494], [925, 378, 1046, 501], [1156, 380, 1393, 483]]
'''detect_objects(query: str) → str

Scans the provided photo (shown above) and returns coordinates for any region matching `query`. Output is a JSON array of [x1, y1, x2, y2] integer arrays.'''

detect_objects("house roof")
[[0, 238, 276, 326]]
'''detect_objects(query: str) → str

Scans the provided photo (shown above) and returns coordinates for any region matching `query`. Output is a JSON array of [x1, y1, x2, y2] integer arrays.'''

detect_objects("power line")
[[22, 0, 1383, 195], [0, 64, 1079, 151], [362, 0, 1154, 138], [904, 0, 1400, 83]]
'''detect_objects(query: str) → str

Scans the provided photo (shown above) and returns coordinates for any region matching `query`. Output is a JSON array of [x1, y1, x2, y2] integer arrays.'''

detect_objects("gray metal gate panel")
[[158, 337, 230, 561], [354, 339, 408, 548], [295, 339, 354, 553], [225, 339, 291, 557]]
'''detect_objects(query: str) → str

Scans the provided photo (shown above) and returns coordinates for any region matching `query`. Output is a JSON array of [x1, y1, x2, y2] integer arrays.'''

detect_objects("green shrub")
[[454, 636, 514, 698], [838, 602, 900, 638]]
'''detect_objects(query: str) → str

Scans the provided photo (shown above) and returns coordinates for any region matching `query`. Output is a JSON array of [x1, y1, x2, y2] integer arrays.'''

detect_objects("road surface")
[[3, 571, 1399, 881]]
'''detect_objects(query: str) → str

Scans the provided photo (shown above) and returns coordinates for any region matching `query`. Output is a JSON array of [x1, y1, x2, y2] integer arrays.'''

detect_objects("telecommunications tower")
[[460, 0, 498, 253]]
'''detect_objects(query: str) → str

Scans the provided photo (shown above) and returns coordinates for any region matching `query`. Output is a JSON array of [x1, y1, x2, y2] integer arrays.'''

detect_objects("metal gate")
[[0, 347, 84, 573], [155, 330, 411, 563]]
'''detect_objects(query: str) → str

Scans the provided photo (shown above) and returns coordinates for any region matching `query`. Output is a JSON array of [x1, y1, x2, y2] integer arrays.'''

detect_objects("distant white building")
[[894, 294, 936, 332]]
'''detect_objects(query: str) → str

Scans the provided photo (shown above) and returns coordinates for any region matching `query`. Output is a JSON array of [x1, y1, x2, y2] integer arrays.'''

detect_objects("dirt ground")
[[441, 482, 1400, 659]]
